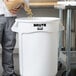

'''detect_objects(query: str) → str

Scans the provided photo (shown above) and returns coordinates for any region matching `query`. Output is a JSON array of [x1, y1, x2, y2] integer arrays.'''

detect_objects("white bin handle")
[[11, 22, 18, 32]]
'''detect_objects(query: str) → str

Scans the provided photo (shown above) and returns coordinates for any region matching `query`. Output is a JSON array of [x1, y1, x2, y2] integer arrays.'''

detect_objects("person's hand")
[[9, 6, 21, 14], [10, 9, 17, 14]]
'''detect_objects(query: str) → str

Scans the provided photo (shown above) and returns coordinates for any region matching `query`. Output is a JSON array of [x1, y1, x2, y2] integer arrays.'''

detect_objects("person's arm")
[[10, 7, 21, 14], [4, 0, 12, 10], [4, 0, 21, 14]]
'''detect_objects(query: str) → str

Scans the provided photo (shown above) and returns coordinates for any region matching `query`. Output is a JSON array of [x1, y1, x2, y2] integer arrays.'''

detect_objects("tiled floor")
[[0, 54, 20, 75]]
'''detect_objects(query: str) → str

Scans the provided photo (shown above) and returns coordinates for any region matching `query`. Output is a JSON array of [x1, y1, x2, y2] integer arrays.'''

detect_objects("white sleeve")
[[0, 0, 5, 14]]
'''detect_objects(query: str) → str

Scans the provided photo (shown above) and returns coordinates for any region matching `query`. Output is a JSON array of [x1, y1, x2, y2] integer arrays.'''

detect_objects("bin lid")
[[12, 17, 64, 33], [15, 17, 60, 23]]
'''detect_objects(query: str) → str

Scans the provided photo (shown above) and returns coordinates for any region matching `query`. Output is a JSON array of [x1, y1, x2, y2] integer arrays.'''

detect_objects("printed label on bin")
[[33, 24, 46, 30]]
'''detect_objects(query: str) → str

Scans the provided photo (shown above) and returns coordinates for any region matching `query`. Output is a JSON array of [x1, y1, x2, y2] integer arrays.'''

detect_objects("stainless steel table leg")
[[66, 9, 72, 76], [59, 9, 63, 57]]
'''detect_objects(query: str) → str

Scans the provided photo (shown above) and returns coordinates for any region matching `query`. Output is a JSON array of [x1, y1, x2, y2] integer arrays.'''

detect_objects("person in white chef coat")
[[0, 0, 20, 76]]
